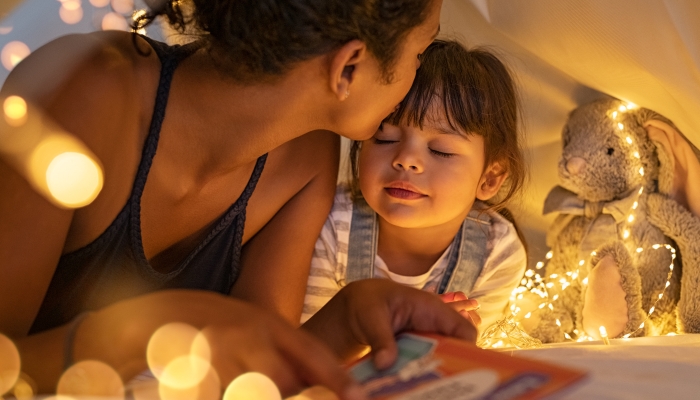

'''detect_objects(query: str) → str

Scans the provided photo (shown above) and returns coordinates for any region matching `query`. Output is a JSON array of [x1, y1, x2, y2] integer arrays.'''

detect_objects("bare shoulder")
[[1, 31, 160, 154]]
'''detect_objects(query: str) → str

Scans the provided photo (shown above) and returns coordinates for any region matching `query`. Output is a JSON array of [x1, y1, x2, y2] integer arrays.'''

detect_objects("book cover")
[[348, 333, 586, 400]]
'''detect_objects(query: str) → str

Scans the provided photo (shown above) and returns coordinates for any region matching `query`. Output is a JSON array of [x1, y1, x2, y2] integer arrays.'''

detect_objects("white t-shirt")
[[301, 185, 527, 333]]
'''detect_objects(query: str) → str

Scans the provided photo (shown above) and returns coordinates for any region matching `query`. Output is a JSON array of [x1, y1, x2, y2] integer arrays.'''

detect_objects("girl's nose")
[[392, 152, 423, 172]]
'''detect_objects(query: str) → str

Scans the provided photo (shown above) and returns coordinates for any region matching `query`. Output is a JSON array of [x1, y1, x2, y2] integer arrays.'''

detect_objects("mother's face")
[[335, 0, 443, 141]]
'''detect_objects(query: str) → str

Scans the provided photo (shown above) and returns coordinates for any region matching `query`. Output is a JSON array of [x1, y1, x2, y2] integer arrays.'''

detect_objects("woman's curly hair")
[[135, 0, 434, 84]]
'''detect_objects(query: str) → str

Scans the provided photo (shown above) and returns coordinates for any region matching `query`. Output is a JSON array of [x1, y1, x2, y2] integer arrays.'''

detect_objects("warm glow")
[[57, 360, 124, 398], [625, 136, 632, 144], [102, 12, 129, 31], [157, 367, 221, 400], [639, 167, 644, 176], [60, 4, 84, 25], [147, 323, 212, 390], [0, 26, 12, 35], [44, 152, 103, 208], [111, 0, 135, 14], [12, 374, 36, 400], [0, 334, 20, 396], [3, 95, 27, 126], [618, 123, 624, 130], [619, 105, 627, 112], [223, 372, 281, 400], [1, 41, 31, 71], [89, 0, 110, 6]]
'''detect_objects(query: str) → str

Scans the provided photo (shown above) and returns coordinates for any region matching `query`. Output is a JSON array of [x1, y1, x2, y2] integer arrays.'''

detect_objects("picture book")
[[348, 333, 586, 399]]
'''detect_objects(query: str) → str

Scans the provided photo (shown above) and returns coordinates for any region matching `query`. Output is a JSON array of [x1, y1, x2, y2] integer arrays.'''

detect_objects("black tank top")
[[30, 37, 267, 334]]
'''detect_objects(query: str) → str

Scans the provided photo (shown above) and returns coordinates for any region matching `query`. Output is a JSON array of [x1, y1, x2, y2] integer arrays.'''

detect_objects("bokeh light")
[[57, 360, 124, 398], [102, 12, 129, 31], [0, 26, 12, 35], [0, 334, 20, 396], [223, 372, 281, 400], [111, 0, 134, 14], [89, 0, 110, 7], [45, 151, 103, 208], [147, 323, 212, 390], [11, 373, 37, 400], [3, 95, 27, 127], [59, 1, 84, 25], [1, 41, 30, 71]]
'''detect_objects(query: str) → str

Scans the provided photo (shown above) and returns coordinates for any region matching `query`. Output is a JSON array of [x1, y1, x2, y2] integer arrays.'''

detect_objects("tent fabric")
[[440, 0, 700, 265]]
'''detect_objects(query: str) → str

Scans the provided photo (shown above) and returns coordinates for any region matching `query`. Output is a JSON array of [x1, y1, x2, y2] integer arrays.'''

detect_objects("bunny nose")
[[565, 157, 586, 175]]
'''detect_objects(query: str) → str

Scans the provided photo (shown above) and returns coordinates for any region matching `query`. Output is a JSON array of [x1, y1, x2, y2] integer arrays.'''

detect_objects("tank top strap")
[[128, 37, 200, 251]]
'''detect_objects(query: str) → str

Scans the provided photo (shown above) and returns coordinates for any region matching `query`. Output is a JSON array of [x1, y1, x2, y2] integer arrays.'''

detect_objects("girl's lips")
[[385, 187, 425, 200]]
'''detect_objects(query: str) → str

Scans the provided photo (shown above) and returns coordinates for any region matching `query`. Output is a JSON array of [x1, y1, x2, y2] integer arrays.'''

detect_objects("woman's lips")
[[385, 187, 425, 200]]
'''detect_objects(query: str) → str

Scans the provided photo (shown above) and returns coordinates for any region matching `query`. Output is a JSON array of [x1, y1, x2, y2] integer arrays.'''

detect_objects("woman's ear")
[[476, 162, 508, 201], [328, 40, 367, 101]]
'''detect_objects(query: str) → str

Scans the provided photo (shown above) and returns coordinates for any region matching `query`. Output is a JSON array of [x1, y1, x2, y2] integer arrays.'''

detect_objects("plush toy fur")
[[523, 98, 700, 342]]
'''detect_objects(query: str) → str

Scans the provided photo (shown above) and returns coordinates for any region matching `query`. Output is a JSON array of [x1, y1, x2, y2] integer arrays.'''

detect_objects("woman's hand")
[[302, 280, 478, 371], [71, 290, 365, 400], [439, 291, 482, 327]]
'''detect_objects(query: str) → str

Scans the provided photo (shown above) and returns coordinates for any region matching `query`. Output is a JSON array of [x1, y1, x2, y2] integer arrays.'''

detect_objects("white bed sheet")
[[508, 334, 700, 399]]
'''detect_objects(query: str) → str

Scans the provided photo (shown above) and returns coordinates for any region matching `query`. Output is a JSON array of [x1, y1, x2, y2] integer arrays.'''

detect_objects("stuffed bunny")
[[521, 98, 700, 343]]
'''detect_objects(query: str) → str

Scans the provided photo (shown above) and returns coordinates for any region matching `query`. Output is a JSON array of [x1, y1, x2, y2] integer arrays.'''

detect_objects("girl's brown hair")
[[350, 39, 526, 213]]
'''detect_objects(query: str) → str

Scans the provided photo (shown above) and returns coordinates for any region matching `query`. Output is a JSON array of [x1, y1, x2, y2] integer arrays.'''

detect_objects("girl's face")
[[336, 0, 443, 141], [358, 117, 489, 229]]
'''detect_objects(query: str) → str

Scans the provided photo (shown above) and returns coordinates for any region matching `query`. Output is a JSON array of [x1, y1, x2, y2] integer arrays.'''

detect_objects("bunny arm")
[[581, 241, 647, 338], [646, 192, 700, 333]]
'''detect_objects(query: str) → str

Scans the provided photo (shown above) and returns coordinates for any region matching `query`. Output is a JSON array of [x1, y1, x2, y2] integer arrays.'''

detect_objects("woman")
[[0, 0, 476, 396]]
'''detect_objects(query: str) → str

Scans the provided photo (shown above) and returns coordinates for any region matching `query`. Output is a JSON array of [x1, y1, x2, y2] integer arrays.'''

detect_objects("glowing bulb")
[[667, 332, 677, 336], [524, 312, 531, 319], [223, 372, 281, 400], [599, 326, 610, 345], [649, 306, 655, 314], [637, 247, 643, 253], [555, 319, 561, 327], [639, 167, 645, 176], [619, 105, 627, 112], [623, 230, 630, 239], [0, 334, 21, 395], [3, 95, 27, 127], [536, 262, 544, 269], [44, 152, 103, 208], [633, 201, 638, 209], [628, 215, 635, 223], [582, 277, 589, 285], [627, 102, 637, 109], [102, 12, 129, 31], [1, 41, 30, 71], [57, 360, 124, 397], [546, 251, 553, 259], [626, 136, 632, 144], [633, 151, 640, 158], [579, 260, 585, 266], [612, 111, 618, 119]]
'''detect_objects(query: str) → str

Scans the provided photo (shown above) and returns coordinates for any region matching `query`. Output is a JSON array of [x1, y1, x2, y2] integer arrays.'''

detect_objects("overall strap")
[[346, 196, 378, 283], [438, 210, 491, 294]]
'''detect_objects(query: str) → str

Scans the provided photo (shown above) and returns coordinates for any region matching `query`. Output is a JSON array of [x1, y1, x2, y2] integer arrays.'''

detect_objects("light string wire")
[[480, 102, 679, 348]]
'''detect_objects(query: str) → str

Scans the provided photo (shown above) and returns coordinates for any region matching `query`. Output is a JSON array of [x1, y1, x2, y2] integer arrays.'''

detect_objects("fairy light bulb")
[[618, 123, 624, 130], [619, 105, 627, 112], [3, 95, 27, 127], [1, 41, 30, 71], [626, 136, 633, 144]]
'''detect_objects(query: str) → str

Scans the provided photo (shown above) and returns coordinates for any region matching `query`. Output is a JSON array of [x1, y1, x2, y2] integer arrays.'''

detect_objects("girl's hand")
[[439, 292, 482, 328], [302, 280, 478, 371]]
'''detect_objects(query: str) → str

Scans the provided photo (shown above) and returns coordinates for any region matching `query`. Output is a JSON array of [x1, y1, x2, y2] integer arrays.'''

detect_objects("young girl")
[[302, 39, 527, 332]]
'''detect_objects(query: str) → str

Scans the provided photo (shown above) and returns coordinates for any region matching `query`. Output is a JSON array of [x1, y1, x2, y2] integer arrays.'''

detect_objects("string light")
[[480, 101, 681, 348]]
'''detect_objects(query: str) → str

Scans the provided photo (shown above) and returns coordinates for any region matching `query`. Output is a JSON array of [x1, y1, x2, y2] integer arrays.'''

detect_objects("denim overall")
[[346, 197, 490, 294]]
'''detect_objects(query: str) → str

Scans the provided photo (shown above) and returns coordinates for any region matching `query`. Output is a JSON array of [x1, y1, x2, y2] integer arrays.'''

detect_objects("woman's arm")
[[231, 130, 340, 324]]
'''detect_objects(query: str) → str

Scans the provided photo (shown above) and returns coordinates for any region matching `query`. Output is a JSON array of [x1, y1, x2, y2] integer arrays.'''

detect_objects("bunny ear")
[[644, 119, 700, 219]]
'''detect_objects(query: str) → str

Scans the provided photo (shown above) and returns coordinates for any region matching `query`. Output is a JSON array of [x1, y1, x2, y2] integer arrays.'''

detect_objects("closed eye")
[[374, 139, 397, 145], [430, 149, 454, 158]]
